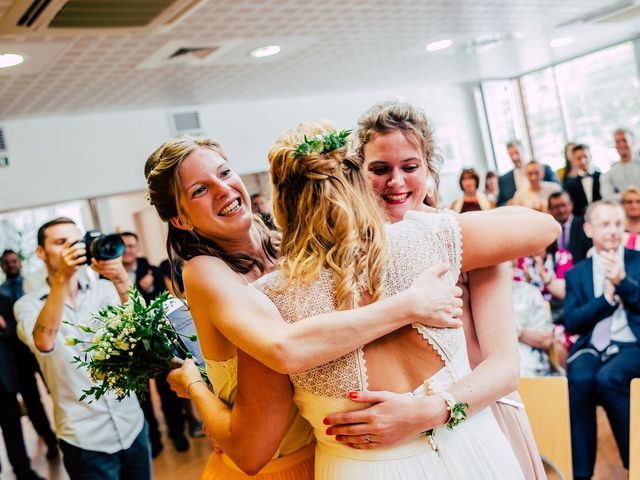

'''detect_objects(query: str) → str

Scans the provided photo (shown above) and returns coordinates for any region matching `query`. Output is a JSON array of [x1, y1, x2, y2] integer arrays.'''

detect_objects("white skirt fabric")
[[310, 368, 525, 480]]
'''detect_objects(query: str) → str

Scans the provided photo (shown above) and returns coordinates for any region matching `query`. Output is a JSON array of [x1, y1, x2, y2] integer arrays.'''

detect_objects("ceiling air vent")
[[0, 0, 204, 35], [169, 111, 204, 137]]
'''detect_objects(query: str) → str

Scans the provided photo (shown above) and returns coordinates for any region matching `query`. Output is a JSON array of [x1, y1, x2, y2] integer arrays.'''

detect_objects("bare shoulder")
[[183, 256, 244, 292]]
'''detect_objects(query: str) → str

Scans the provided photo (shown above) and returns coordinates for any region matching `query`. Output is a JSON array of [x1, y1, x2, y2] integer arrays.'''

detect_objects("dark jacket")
[[134, 257, 166, 305], [564, 172, 601, 218], [563, 249, 640, 355], [0, 294, 18, 393], [497, 164, 559, 206], [548, 215, 593, 264]]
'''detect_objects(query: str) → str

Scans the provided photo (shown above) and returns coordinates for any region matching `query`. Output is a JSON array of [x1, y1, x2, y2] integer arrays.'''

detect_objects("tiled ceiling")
[[0, 0, 639, 120]]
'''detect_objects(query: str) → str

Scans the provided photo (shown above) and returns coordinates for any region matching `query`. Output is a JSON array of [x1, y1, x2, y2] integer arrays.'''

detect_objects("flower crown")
[[292, 129, 352, 158]]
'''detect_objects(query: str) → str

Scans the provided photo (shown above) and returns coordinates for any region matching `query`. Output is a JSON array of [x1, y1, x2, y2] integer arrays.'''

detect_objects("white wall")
[[1, 83, 485, 212]]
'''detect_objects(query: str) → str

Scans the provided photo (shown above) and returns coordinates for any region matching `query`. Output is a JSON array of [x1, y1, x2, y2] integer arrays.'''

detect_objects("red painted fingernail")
[[336, 436, 343, 441], [322, 418, 330, 425], [348, 391, 359, 399], [325, 428, 333, 435]]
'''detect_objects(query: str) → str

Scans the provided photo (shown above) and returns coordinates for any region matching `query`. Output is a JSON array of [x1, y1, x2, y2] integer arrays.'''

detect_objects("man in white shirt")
[[14, 217, 151, 480], [563, 201, 640, 480], [601, 128, 640, 200]]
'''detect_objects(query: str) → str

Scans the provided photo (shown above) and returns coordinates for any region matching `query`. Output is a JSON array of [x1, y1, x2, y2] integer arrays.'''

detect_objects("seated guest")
[[547, 191, 592, 265], [484, 170, 499, 205], [564, 144, 601, 217], [450, 168, 494, 212], [497, 140, 559, 205], [558, 141, 577, 184], [622, 186, 640, 250], [601, 128, 640, 200], [512, 160, 562, 212], [563, 200, 640, 480], [512, 273, 554, 377]]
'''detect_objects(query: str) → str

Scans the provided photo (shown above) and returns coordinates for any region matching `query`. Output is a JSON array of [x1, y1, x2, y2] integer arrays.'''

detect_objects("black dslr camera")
[[81, 230, 125, 264]]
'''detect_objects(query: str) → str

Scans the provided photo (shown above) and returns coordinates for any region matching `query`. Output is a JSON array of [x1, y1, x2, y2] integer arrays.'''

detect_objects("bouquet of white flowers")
[[68, 287, 206, 402]]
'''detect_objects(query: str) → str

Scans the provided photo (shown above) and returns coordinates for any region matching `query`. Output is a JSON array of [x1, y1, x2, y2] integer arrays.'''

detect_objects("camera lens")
[[92, 234, 125, 261]]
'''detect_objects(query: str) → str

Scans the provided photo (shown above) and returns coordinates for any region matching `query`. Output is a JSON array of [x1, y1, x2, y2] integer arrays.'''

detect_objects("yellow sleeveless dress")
[[200, 356, 315, 479]]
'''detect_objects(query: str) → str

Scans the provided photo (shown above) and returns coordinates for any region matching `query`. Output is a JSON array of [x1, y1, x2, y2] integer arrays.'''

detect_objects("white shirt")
[[512, 181, 562, 212], [592, 248, 637, 343], [14, 271, 144, 453], [580, 175, 594, 205], [601, 160, 640, 201], [514, 167, 528, 191]]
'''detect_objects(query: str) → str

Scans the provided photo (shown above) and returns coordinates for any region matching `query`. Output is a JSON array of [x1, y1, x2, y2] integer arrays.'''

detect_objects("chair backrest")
[[630, 378, 640, 480], [518, 376, 573, 480]]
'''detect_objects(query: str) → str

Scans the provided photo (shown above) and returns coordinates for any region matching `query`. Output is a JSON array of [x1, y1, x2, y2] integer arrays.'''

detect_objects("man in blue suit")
[[497, 140, 559, 206], [563, 200, 640, 480]]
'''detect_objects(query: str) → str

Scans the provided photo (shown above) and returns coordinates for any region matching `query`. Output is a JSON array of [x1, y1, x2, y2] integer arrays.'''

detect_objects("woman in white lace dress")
[[323, 102, 547, 478], [248, 120, 555, 479]]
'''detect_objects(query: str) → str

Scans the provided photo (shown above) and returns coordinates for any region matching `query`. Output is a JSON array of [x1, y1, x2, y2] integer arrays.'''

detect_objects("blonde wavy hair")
[[268, 121, 388, 310]]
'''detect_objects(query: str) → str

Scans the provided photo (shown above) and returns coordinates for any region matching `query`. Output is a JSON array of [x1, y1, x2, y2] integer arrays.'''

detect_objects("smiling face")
[[622, 190, 640, 221], [173, 147, 253, 249], [584, 204, 625, 252], [362, 130, 428, 223]]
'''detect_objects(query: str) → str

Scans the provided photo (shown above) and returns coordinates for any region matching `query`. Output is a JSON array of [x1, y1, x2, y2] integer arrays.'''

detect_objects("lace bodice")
[[253, 210, 468, 400]]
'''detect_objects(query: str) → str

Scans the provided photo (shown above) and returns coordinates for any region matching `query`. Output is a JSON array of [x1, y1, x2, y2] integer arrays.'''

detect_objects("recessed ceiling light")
[[425, 39, 452, 52], [550, 36, 575, 48], [0, 53, 25, 69], [250, 45, 281, 58], [512, 31, 525, 39]]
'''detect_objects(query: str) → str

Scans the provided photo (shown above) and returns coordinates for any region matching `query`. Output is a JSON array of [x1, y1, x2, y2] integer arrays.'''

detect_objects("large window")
[[479, 40, 640, 174]]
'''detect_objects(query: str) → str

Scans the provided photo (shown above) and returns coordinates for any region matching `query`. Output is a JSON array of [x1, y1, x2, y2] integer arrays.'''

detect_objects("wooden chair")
[[630, 378, 640, 480], [518, 376, 573, 480]]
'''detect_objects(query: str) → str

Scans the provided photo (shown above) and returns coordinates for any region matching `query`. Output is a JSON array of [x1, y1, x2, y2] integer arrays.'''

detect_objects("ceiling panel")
[[0, 0, 639, 119]]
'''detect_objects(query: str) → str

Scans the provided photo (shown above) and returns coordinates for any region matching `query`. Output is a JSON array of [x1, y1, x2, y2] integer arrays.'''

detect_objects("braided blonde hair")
[[268, 121, 387, 310]]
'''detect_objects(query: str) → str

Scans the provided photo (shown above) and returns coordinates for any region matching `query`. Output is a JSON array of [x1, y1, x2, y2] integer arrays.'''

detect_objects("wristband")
[[187, 379, 206, 397], [424, 391, 469, 436]]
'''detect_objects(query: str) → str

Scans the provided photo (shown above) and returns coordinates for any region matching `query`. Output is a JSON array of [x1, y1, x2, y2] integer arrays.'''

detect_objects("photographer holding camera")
[[14, 217, 151, 480]]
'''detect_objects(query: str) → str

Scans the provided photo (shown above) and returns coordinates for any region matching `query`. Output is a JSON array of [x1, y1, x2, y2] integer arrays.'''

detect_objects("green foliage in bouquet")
[[68, 287, 205, 402]]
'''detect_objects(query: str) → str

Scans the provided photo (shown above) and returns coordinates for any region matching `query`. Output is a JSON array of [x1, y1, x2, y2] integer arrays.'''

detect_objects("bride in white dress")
[[254, 121, 525, 479]]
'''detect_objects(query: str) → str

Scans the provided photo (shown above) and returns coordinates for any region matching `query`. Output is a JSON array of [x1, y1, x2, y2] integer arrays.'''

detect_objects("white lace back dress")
[[254, 211, 524, 480]]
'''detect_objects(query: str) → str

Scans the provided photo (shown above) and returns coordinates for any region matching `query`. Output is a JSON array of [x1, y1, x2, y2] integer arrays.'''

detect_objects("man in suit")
[[120, 232, 190, 455], [564, 144, 601, 217], [497, 140, 559, 206], [563, 200, 640, 480], [547, 192, 592, 264], [0, 294, 45, 480]]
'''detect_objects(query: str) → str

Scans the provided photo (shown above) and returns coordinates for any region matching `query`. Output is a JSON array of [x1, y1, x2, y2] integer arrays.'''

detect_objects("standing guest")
[[0, 250, 58, 460], [484, 170, 499, 205], [511, 160, 562, 212], [564, 144, 601, 217], [563, 201, 640, 480], [120, 232, 164, 304], [558, 142, 577, 185], [497, 140, 559, 206], [120, 232, 190, 455], [622, 186, 640, 250], [14, 217, 151, 480], [0, 294, 45, 480], [0, 250, 24, 301], [601, 128, 640, 200], [250, 193, 277, 230], [450, 168, 494, 213], [159, 257, 184, 297]]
